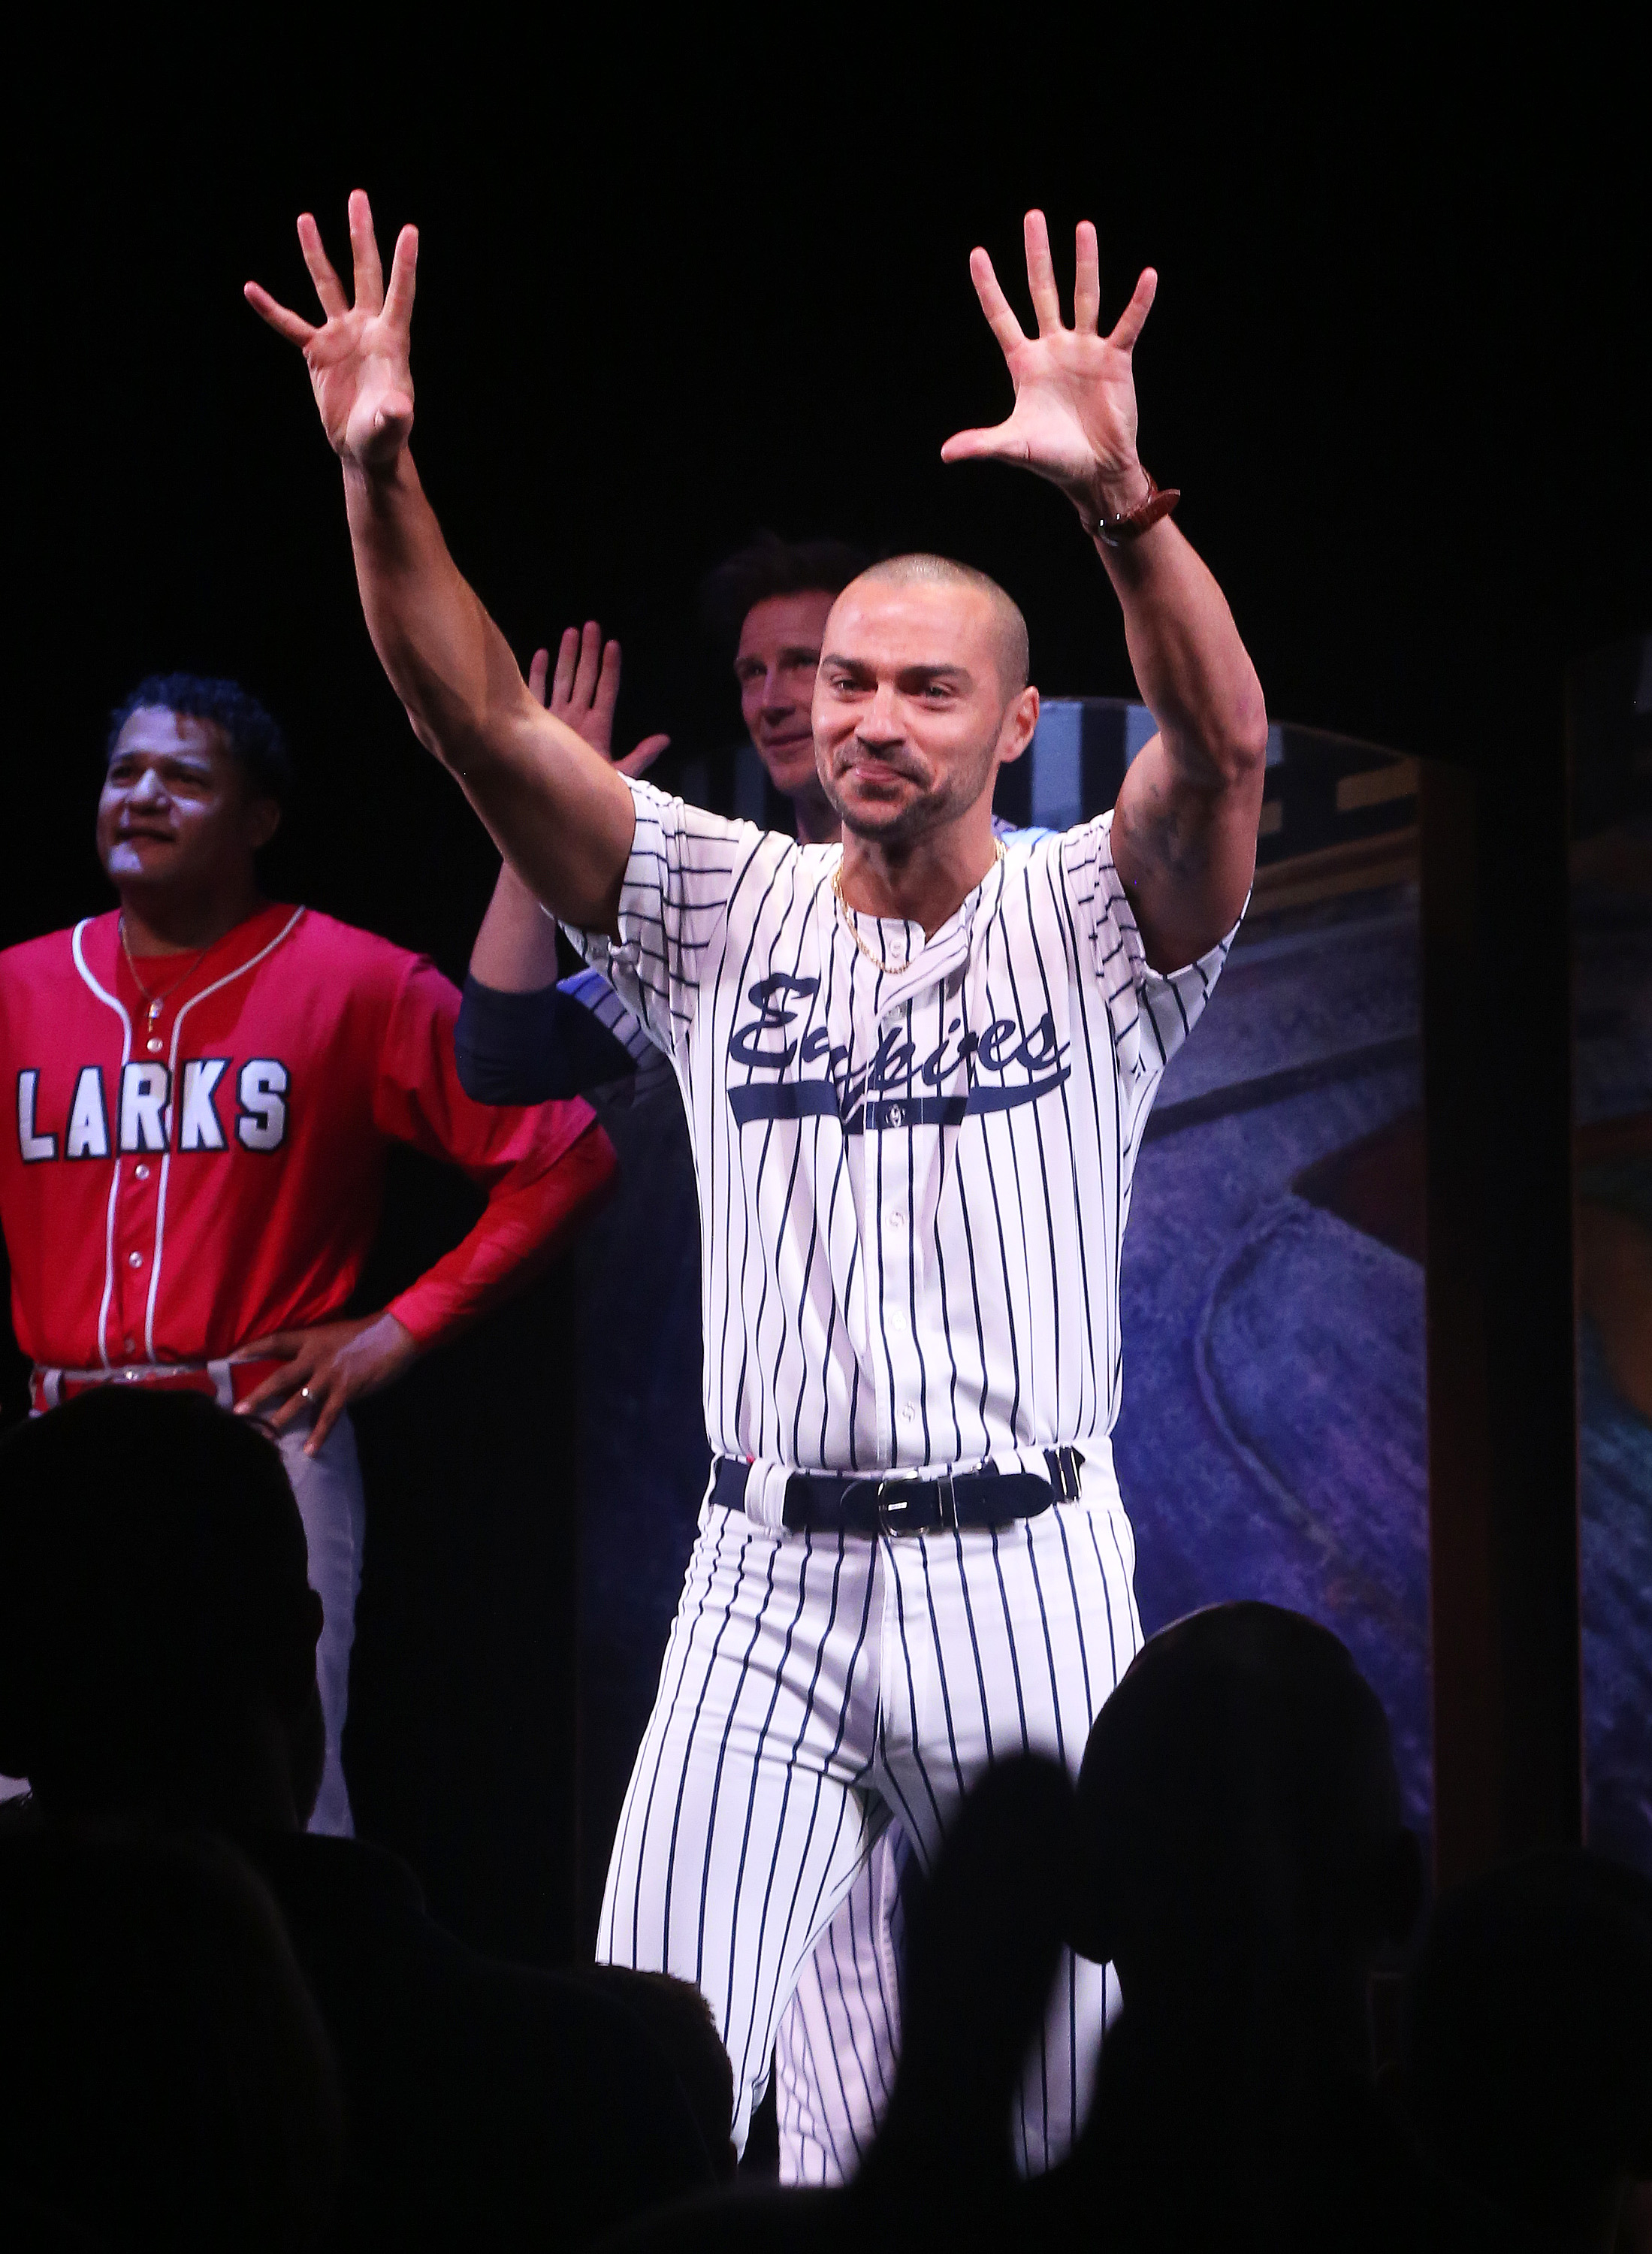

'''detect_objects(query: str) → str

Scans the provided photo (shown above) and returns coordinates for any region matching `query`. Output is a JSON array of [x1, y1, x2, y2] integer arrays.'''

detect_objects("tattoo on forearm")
[[1115, 779, 1216, 895]]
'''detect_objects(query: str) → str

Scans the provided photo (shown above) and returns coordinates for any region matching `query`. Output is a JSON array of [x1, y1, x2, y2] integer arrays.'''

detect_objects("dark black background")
[[5, 23, 1647, 1953]]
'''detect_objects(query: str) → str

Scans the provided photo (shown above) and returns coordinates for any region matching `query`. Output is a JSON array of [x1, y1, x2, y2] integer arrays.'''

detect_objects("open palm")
[[942, 212, 1155, 507], [527, 624, 671, 778], [246, 190, 418, 470]]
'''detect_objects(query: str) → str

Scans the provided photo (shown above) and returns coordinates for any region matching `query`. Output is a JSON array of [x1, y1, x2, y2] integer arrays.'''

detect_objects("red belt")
[[29, 1358, 288, 1416]]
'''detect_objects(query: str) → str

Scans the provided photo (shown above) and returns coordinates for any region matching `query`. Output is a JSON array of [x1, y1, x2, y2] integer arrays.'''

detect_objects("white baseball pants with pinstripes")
[[594, 1453, 1141, 2173], [773, 1814, 911, 2180]]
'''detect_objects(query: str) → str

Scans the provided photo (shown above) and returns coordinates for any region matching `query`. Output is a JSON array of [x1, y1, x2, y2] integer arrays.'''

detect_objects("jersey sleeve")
[[370, 956, 619, 1347], [453, 974, 640, 1104], [563, 776, 757, 1063], [1059, 809, 1239, 1077]]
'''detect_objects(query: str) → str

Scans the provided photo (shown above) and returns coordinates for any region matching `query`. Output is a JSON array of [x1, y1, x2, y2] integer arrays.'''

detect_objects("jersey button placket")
[[117, 1032, 167, 1344], [878, 1145, 924, 1461]]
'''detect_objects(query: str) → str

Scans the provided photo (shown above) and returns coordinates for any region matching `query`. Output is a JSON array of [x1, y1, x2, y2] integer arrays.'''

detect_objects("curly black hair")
[[107, 674, 294, 809]]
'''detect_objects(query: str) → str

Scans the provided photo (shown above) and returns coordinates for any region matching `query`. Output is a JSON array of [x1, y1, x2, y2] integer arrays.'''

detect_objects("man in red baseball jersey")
[[0, 672, 616, 1833]]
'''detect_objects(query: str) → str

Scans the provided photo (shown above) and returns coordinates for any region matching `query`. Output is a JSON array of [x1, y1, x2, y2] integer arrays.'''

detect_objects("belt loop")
[[937, 1467, 957, 1530], [1044, 1446, 1083, 1503]]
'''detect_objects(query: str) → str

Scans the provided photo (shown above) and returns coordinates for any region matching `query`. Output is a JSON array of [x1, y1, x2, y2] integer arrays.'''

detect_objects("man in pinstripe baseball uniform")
[[251, 193, 1269, 2166], [453, 581, 1051, 2183]]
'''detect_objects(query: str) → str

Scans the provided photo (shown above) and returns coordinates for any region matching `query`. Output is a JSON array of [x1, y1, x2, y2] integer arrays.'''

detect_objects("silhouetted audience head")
[[0, 1388, 723, 2251], [0, 1826, 341, 2252], [1073, 1600, 1421, 2044], [0, 1388, 323, 1829], [593, 1759, 1079, 2254], [587, 1965, 739, 2179], [871, 1755, 1077, 2183], [1048, 1605, 1477, 2254], [1403, 1848, 1652, 2252]]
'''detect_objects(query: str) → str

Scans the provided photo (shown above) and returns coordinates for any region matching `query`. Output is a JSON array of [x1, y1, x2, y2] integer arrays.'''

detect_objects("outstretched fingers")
[[940, 418, 1022, 465], [243, 280, 316, 347], [590, 639, 623, 736], [571, 621, 604, 711], [617, 733, 670, 779], [1072, 221, 1101, 333], [551, 627, 581, 707], [967, 246, 1028, 358], [347, 188, 385, 313], [296, 212, 349, 320], [1107, 266, 1158, 354], [382, 222, 418, 336], [1023, 208, 1063, 334]]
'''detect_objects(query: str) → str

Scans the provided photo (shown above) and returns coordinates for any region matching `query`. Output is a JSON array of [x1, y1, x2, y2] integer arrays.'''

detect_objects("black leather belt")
[[711, 1447, 1085, 1537]]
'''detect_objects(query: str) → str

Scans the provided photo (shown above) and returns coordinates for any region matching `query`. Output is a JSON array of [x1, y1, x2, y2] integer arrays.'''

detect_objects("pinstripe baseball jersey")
[[572, 778, 1233, 1522]]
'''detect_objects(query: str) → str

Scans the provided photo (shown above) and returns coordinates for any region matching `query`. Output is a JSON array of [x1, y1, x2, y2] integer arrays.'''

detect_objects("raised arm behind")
[[246, 192, 636, 934]]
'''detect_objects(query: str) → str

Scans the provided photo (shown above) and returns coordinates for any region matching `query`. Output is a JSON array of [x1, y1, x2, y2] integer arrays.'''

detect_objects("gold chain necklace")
[[831, 840, 1005, 977], [119, 916, 212, 1028]]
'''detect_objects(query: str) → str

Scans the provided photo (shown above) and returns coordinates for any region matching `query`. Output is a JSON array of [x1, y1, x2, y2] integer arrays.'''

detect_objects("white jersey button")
[[123, 1335, 137, 1354], [889, 1207, 906, 1228], [127, 1250, 143, 1269], [146, 1037, 164, 1055], [134, 1162, 151, 1181]]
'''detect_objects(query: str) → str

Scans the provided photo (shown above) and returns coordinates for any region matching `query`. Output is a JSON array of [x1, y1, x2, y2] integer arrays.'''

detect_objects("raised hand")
[[527, 623, 670, 778], [941, 212, 1156, 518], [245, 189, 418, 471]]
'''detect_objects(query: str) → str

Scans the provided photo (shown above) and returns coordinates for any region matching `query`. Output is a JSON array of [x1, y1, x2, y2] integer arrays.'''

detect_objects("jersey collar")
[[825, 852, 1009, 1020], [88, 900, 304, 1007]]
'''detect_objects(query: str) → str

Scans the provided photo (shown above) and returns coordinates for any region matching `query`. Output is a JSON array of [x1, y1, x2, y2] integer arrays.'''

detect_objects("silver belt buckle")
[[874, 1479, 911, 1537], [874, 1471, 956, 1536]]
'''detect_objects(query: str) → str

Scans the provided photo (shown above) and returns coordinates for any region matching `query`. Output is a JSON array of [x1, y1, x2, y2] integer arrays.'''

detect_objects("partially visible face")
[[735, 590, 838, 801], [97, 709, 279, 893], [812, 580, 1035, 844]]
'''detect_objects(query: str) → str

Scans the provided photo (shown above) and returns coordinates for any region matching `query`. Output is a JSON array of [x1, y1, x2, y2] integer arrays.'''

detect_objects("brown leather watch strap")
[[1082, 468, 1181, 546]]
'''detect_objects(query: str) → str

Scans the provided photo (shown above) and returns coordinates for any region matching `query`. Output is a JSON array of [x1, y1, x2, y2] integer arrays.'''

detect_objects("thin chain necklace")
[[119, 915, 212, 1029], [831, 840, 1005, 977]]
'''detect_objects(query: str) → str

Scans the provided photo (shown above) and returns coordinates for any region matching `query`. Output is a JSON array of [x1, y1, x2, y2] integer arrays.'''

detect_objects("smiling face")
[[734, 590, 838, 802], [813, 578, 1037, 847], [97, 708, 280, 901]]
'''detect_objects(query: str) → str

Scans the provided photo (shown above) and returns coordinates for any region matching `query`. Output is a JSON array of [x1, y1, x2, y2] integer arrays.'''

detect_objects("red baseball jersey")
[[0, 903, 615, 1373]]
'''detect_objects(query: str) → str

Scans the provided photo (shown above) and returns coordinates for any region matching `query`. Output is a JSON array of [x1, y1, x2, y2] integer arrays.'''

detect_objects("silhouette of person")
[[1402, 1847, 1652, 2253], [0, 1826, 342, 2253], [596, 1754, 1081, 2254], [0, 1387, 717, 2251], [1043, 1599, 1500, 2252]]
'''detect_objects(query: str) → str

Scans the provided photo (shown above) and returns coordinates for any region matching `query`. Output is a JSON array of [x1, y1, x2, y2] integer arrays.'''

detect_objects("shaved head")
[[851, 554, 1030, 698], [814, 560, 1040, 851]]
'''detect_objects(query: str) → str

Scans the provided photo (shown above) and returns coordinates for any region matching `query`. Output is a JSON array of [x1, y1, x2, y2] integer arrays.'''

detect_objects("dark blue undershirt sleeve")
[[454, 974, 640, 1104]]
